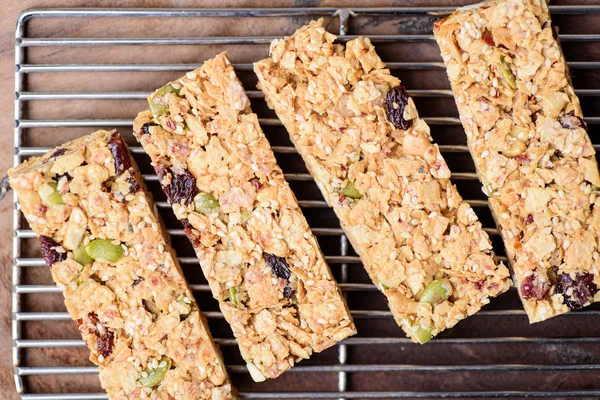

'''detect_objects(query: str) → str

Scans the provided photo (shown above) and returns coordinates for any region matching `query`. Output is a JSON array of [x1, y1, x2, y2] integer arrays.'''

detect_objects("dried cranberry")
[[385, 85, 414, 130], [156, 166, 196, 206], [515, 154, 530, 164], [557, 272, 598, 310], [183, 226, 202, 249], [50, 148, 67, 158], [141, 122, 158, 136], [108, 132, 132, 175], [39, 236, 66, 267], [97, 328, 114, 358], [525, 214, 534, 224], [559, 111, 586, 130], [126, 174, 140, 193], [77, 312, 114, 358], [283, 285, 294, 298], [251, 178, 264, 191], [180, 218, 193, 229], [482, 30, 495, 46], [474, 280, 485, 291], [264, 253, 291, 280], [520, 274, 549, 300]]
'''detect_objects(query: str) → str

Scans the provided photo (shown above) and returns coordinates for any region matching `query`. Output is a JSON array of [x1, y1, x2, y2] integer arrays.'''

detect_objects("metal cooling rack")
[[12, 5, 600, 399]]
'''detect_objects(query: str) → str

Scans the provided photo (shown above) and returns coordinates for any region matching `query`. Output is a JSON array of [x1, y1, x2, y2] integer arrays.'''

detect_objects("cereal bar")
[[254, 20, 511, 343], [9, 130, 234, 399], [133, 53, 356, 381], [434, 0, 600, 322]]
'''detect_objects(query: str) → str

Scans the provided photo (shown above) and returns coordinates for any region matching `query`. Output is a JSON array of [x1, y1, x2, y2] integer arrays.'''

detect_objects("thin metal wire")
[[13, 5, 600, 399]]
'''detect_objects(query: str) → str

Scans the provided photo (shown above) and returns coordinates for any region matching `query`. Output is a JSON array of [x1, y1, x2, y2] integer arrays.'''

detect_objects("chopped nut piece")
[[246, 362, 267, 383]]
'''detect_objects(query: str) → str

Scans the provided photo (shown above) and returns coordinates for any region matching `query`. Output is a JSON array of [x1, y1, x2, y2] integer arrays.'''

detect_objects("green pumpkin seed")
[[413, 325, 433, 344], [149, 83, 181, 115], [419, 279, 452, 305], [194, 193, 220, 214], [38, 181, 64, 206], [498, 58, 516, 90], [138, 356, 171, 387], [73, 243, 93, 266], [85, 239, 124, 263], [240, 210, 252, 223], [228, 286, 241, 307], [340, 181, 362, 199]]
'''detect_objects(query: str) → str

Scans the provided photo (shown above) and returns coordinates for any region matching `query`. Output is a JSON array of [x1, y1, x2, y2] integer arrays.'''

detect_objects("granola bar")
[[133, 53, 356, 381], [434, 0, 600, 322], [9, 130, 233, 399], [254, 20, 511, 344]]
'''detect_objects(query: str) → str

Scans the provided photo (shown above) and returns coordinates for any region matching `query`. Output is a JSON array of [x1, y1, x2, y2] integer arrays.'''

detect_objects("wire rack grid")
[[12, 5, 600, 399]]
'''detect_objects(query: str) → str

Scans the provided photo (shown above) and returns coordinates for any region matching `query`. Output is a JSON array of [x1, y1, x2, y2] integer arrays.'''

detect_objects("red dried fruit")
[[108, 133, 132, 175], [183, 226, 202, 249], [474, 280, 485, 291], [77, 312, 114, 359], [385, 85, 414, 130], [482, 30, 495, 46], [264, 253, 291, 280], [141, 122, 158, 136], [180, 218, 193, 229], [127, 175, 140, 193], [520, 274, 549, 300], [251, 178, 264, 191], [97, 328, 115, 358], [39, 235, 66, 267], [156, 166, 197, 206], [525, 214, 534, 224], [559, 111, 586, 130], [515, 154, 530, 164], [557, 272, 598, 310]]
